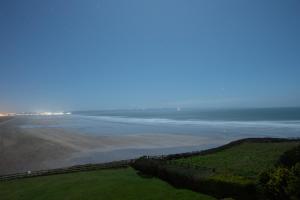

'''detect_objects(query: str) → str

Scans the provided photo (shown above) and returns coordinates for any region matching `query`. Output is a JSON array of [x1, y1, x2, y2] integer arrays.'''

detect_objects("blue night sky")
[[0, 0, 300, 112]]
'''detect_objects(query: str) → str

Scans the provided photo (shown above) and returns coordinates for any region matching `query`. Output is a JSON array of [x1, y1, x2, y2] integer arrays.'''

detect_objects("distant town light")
[[0, 112, 16, 117], [0, 111, 71, 116]]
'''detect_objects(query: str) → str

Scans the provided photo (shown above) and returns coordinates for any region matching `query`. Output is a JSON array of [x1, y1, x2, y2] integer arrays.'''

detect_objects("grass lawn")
[[0, 167, 216, 200], [173, 141, 300, 180]]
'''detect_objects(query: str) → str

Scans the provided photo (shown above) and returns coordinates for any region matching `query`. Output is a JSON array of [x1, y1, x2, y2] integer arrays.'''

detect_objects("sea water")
[[17, 107, 300, 164], [21, 107, 300, 138]]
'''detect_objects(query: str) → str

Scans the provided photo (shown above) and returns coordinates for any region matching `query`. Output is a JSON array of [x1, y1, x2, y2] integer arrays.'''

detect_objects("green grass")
[[1, 140, 298, 199], [0, 167, 216, 200], [173, 142, 300, 181]]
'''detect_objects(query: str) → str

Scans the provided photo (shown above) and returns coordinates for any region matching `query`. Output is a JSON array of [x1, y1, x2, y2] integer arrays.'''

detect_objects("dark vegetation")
[[132, 158, 256, 200], [259, 145, 300, 200], [132, 138, 300, 200], [277, 145, 300, 168]]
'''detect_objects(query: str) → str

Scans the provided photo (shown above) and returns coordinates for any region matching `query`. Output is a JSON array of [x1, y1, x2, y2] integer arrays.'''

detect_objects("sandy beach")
[[0, 116, 226, 175]]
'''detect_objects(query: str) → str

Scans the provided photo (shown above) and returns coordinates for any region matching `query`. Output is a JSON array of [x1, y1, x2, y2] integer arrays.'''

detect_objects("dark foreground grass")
[[173, 141, 300, 180], [0, 167, 216, 200]]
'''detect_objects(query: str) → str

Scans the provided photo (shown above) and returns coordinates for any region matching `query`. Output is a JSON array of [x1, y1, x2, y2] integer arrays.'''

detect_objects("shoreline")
[[1, 137, 299, 181], [0, 116, 227, 175], [1, 115, 299, 175]]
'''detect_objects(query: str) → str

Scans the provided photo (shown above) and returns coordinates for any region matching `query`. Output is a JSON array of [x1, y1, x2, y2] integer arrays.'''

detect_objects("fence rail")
[[0, 159, 136, 181]]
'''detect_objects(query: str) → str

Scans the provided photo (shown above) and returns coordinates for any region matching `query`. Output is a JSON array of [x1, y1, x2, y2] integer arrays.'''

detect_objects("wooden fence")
[[0, 159, 136, 181]]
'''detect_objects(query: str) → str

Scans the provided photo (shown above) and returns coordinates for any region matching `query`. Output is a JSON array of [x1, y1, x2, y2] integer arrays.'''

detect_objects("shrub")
[[259, 163, 300, 200], [286, 163, 300, 200], [259, 167, 291, 200], [277, 145, 300, 168], [132, 158, 257, 200]]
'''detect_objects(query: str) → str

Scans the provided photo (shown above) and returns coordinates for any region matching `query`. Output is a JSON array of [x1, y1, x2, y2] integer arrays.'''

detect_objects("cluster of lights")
[[0, 112, 16, 117], [15, 112, 72, 116], [0, 111, 72, 117]]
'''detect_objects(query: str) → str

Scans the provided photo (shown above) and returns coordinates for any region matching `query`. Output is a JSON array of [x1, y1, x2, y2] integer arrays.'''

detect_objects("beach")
[[1, 111, 300, 175], [0, 116, 226, 175]]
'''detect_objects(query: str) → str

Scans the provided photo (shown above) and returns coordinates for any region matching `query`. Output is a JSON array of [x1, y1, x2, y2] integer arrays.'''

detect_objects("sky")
[[0, 0, 300, 112]]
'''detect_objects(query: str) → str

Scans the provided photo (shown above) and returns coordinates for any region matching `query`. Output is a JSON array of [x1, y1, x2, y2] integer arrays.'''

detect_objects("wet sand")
[[0, 116, 227, 175], [0, 117, 75, 174]]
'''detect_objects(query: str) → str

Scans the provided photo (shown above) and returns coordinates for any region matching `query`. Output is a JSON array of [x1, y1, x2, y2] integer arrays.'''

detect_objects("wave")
[[78, 115, 300, 129]]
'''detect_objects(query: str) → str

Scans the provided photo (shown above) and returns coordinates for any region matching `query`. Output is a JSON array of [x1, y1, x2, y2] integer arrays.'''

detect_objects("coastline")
[[1, 137, 299, 181], [1, 115, 299, 175], [0, 116, 227, 175]]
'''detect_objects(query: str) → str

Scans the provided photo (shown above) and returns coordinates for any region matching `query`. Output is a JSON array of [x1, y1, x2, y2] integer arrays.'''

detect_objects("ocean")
[[69, 107, 300, 138], [20, 107, 300, 141], [11, 107, 300, 169]]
